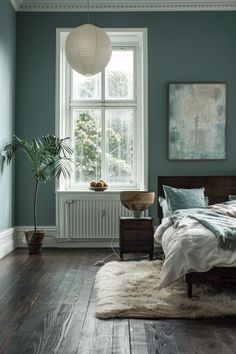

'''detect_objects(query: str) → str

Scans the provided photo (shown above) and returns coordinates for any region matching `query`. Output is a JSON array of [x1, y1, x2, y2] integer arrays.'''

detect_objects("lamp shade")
[[65, 24, 112, 77]]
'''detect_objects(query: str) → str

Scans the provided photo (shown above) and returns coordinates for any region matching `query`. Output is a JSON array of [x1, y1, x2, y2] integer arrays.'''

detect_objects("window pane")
[[105, 109, 135, 185], [105, 49, 134, 100], [73, 109, 101, 184], [72, 70, 101, 100]]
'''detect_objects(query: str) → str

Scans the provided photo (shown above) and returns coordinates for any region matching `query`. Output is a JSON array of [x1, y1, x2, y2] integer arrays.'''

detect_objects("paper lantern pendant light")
[[65, 23, 112, 77]]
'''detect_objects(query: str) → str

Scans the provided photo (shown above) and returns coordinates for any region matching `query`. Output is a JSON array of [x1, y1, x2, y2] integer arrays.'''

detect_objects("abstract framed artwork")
[[168, 83, 226, 160]]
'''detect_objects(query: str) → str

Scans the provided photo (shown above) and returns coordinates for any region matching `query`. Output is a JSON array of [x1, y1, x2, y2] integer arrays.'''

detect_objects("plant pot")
[[25, 230, 45, 254]]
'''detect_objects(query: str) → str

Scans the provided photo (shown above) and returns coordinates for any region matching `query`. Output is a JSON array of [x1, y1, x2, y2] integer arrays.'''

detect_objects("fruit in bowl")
[[90, 180, 97, 187], [96, 181, 103, 188], [101, 180, 108, 187], [89, 180, 108, 191]]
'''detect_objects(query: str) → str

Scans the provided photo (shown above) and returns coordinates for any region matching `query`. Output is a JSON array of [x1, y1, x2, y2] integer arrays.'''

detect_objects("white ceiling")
[[10, 0, 236, 12]]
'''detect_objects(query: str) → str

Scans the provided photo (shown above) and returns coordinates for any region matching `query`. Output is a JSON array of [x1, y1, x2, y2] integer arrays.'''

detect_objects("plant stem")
[[33, 178, 40, 232]]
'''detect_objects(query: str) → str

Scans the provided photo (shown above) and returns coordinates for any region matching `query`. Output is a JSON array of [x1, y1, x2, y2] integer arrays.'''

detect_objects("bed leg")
[[187, 282, 192, 298], [186, 274, 193, 298]]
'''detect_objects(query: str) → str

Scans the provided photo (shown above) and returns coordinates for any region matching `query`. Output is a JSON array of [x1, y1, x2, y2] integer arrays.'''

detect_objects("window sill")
[[55, 189, 145, 194]]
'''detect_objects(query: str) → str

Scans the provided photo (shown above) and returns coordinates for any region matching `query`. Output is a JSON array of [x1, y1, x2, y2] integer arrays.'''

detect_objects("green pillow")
[[163, 185, 205, 213]]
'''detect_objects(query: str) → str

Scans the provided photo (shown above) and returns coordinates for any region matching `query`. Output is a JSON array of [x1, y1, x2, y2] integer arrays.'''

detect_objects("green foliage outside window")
[[74, 111, 133, 184], [74, 112, 101, 182], [107, 71, 129, 98]]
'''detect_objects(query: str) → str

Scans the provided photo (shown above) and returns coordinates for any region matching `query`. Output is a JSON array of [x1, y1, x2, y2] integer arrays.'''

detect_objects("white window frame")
[[55, 28, 148, 192]]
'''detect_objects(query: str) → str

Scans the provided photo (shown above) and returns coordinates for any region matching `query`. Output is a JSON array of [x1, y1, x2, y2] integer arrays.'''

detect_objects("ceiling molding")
[[12, 1, 236, 12], [10, 0, 23, 10]]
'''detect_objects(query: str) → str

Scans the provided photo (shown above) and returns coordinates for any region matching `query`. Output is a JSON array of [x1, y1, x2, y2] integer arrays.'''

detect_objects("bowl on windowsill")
[[89, 180, 108, 191], [89, 186, 108, 192]]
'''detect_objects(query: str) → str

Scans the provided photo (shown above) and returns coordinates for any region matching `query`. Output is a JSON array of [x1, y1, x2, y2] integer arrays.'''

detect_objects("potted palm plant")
[[3, 135, 73, 254]]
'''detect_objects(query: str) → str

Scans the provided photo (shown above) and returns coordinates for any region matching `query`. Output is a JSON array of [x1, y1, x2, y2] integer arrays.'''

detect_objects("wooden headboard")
[[158, 176, 236, 221]]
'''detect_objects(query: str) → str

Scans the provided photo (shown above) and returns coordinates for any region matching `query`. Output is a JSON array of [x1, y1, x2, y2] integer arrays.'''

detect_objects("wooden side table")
[[119, 217, 154, 260]]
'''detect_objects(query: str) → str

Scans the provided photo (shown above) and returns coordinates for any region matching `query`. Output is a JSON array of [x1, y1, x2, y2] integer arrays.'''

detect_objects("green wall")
[[15, 11, 236, 225], [0, 0, 15, 231]]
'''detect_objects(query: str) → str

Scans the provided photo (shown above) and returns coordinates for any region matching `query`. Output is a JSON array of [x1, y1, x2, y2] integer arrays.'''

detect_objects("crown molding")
[[12, 1, 236, 12], [10, 0, 23, 11]]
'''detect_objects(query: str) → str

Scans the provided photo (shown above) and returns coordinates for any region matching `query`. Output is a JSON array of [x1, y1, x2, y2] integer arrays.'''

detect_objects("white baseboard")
[[0, 225, 159, 258], [0, 228, 15, 259], [14, 226, 119, 248]]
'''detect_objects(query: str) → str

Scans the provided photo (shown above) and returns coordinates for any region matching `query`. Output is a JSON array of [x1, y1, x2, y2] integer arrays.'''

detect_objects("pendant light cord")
[[87, 0, 90, 24]]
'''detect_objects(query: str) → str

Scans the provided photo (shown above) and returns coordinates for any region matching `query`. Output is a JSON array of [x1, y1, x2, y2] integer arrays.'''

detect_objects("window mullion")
[[101, 107, 106, 181], [69, 102, 137, 108], [100, 67, 105, 181], [102, 67, 105, 103]]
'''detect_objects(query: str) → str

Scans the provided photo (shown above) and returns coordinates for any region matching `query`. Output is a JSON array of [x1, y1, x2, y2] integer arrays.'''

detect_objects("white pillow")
[[158, 197, 171, 218]]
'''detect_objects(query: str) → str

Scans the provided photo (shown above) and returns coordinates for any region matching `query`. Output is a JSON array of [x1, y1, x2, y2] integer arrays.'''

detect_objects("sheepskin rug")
[[95, 260, 236, 319]]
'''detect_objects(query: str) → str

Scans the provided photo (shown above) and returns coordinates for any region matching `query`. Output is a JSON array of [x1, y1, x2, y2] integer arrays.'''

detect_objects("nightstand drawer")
[[121, 230, 154, 240], [121, 220, 153, 230]]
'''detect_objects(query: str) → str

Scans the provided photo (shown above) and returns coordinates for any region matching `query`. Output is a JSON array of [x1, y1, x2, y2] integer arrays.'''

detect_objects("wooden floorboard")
[[112, 319, 130, 354], [129, 320, 149, 354], [0, 249, 236, 354]]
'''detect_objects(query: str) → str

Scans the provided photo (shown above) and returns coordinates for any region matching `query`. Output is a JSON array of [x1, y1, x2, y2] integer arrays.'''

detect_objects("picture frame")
[[168, 82, 226, 160]]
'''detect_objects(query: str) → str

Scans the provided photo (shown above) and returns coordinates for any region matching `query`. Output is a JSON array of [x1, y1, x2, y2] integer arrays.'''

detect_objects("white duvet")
[[154, 204, 236, 289]]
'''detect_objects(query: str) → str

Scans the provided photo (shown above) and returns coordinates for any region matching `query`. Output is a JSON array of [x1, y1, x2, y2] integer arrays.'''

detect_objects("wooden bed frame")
[[157, 176, 236, 298]]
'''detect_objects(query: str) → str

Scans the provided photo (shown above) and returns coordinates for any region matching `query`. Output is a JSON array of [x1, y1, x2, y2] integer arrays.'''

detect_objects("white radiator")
[[56, 192, 148, 240]]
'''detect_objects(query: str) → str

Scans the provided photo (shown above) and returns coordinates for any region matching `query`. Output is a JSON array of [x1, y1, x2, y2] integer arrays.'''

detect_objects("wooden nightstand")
[[119, 217, 154, 260]]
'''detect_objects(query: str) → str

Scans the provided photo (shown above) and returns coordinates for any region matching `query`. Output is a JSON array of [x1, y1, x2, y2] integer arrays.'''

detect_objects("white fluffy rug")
[[95, 260, 236, 319]]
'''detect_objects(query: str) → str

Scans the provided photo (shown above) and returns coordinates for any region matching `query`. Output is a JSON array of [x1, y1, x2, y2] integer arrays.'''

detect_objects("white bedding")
[[154, 204, 236, 289]]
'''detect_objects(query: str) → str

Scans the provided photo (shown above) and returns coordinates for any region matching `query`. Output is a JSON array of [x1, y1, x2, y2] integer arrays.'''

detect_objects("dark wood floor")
[[0, 249, 236, 354]]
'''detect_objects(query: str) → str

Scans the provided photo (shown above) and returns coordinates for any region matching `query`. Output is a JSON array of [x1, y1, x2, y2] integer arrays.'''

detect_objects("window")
[[56, 29, 148, 191]]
